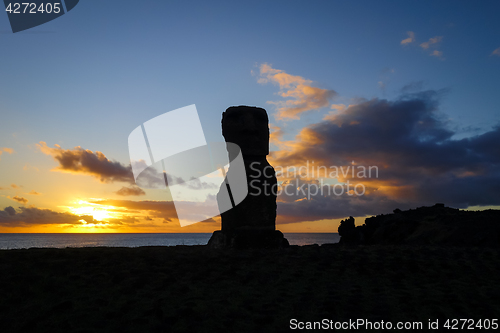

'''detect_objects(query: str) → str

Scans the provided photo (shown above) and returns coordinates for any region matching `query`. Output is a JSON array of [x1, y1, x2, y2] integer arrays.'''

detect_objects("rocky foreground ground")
[[1, 243, 499, 332]]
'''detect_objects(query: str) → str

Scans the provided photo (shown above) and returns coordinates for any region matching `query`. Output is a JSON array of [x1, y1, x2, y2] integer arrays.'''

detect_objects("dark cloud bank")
[[37, 142, 134, 184], [36, 142, 217, 192], [0, 206, 86, 226], [274, 90, 500, 224]]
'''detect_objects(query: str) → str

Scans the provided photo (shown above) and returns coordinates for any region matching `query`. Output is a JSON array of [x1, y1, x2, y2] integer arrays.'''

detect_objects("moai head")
[[221, 106, 269, 156]]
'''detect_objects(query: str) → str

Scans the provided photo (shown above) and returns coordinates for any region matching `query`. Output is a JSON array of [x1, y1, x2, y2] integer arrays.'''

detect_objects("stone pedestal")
[[208, 229, 289, 249], [208, 106, 288, 249]]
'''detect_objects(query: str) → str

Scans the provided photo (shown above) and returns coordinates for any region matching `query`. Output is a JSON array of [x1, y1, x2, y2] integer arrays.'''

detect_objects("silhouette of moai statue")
[[209, 105, 288, 249], [219, 106, 277, 231]]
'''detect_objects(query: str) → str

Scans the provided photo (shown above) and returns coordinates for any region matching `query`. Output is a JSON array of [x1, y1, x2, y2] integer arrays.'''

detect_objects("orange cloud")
[[8, 196, 28, 204], [269, 124, 285, 147], [257, 63, 337, 120], [85, 198, 223, 229], [88, 199, 179, 222], [0, 147, 14, 160], [23, 163, 39, 172], [28, 190, 41, 195], [491, 47, 500, 56], [400, 31, 415, 45], [322, 104, 349, 121]]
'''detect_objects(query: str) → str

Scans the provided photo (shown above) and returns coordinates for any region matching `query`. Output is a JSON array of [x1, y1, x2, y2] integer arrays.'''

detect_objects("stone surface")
[[208, 230, 289, 249], [209, 105, 287, 249], [338, 216, 363, 245], [221, 106, 269, 156], [338, 203, 500, 246], [219, 155, 277, 231]]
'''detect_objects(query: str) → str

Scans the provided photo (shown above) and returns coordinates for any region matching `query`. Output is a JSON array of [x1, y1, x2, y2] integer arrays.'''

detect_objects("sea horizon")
[[0, 232, 340, 250], [0, 232, 338, 234]]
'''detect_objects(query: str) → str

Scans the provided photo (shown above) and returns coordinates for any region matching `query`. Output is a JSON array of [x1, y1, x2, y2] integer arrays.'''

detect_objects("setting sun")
[[68, 200, 116, 222]]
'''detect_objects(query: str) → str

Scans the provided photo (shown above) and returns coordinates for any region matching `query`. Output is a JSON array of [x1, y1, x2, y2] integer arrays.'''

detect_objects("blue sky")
[[0, 0, 499, 232]]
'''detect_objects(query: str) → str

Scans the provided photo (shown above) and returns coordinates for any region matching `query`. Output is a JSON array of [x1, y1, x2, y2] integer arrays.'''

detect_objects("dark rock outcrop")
[[208, 106, 288, 249], [339, 204, 500, 246]]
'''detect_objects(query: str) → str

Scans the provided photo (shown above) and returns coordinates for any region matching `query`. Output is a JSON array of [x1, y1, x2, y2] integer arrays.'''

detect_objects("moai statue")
[[208, 106, 288, 249]]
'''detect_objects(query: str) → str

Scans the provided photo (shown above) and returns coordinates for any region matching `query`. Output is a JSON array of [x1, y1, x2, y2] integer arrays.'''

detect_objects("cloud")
[[323, 104, 349, 122], [11, 184, 20, 189], [184, 178, 219, 190], [3, 206, 16, 216], [0, 147, 14, 160], [2, 148, 14, 154], [0, 206, 85, 226], [115, 186, 146, 196], [431, 50, 444, 58], [36, 142, 211, 191], [268, 89, 500, 223], [88, 199, 178, 221], [0, 204, 159, 228], [276, 190, 402, 224], [378, 68, 395, 94], [492, 47, 500, 56], [37, 141, 134, 183], [400, 31, 415, 45], [257, 63, 337, 120], [401, 81, 425, 94], [269, 124, 285, 147], [330, 104, 347, 112], [420, 36, 443, 49], [401, 33, 444, 58], [418, 36, 445, 58], [88, 198, 221, 226], [23, 163, 39, 172], [8, 196, 28, 204], [28, 190, 41, 195]]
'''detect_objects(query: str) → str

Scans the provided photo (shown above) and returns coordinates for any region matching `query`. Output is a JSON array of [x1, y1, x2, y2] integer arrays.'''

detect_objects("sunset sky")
[[1, 0, 499, 233]]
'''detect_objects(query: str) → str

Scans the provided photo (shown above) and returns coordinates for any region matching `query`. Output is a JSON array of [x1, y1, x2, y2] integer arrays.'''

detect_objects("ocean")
[[0, 233, 340, 250]]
